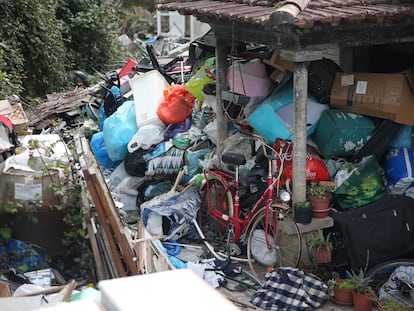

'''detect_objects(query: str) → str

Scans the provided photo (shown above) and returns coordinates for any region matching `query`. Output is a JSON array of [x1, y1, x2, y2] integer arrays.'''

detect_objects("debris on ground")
[[0, 32, 413, 311]]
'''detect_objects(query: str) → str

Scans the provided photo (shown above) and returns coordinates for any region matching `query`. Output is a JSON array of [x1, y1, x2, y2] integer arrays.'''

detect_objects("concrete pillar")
[[292, 61, 309, 205], [214, 36, 229, 157]]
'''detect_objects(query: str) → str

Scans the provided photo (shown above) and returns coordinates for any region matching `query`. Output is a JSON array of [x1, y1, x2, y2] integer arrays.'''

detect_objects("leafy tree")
[[57, 0, 121, 74], [0, 42, 23, 99], [0, 2, 26, 98], [0, 0, 122, 99], [17, 0, 68, 97]]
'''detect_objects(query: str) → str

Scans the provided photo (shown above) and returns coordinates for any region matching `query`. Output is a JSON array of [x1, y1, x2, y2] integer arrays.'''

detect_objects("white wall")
[[157, 10, 210, 40]]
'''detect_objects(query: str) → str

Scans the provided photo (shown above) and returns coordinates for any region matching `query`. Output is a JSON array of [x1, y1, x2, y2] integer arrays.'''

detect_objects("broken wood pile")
[[27, 84, 101, 128], [74, 135, 139, 280]]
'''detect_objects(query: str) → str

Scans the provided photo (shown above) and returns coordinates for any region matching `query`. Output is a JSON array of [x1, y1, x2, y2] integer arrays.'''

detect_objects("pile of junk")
[[1, 33, 414, 310]]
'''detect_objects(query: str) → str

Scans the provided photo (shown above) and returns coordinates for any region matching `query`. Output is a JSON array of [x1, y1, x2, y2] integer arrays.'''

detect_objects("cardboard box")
[[0, 134, 69, 212], [330, 72, 414, 126], [0, 99, 29, 135], [0, 163, 61, 211]]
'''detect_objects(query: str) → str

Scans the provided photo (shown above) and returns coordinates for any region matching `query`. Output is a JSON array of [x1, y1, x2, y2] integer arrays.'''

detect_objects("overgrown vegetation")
[[0, 137, 97, 282], [0, 0, 137, 99], [56, 0, 121, 74]]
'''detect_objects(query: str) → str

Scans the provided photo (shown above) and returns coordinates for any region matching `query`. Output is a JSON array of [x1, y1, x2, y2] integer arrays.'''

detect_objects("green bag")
[[333, 155, 386, 210]]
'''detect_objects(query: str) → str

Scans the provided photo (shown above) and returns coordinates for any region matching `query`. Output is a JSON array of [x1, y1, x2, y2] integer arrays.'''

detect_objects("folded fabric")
[[250, 267, 329, 310]]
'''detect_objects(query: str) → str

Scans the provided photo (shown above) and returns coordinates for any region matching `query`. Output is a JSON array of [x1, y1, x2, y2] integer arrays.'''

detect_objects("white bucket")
[[129, 70, 169, 128]]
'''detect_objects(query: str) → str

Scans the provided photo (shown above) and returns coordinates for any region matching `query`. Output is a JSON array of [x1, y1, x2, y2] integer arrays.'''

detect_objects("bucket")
[[129, 70, 169, 128]]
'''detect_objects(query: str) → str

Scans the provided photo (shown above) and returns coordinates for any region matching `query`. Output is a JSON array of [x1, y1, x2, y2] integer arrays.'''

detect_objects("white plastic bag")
[[127, 124, 165, 153], [203, 120, 217, 145]]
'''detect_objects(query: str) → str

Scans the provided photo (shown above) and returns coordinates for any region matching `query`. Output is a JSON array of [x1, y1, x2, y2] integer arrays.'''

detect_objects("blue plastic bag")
[[385, 148, 414, 195], [103, 100, 138, 161], [99, 104, 106, 131], [90, 132, 121, 169], [390, 125, 412, 149], [4, 239, 49, 273]]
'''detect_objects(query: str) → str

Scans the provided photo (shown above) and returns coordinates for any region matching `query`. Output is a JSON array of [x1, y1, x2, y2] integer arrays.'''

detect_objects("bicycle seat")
[[221, 152, 246, 166]]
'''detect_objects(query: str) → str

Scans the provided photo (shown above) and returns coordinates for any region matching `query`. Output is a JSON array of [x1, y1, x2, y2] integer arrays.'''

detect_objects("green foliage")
[[376, 298, 412, 311], [3, 201, 24, 214], [1, 135, 97, 281], [348, 268, 373, 294], [0, 0, 68, 97], [309, 182, 330, 200], [0, 226, 12, 241], [335, 279, 356, 289], [117, 4, 155, 41], [0, 42, 23, 98], [309, 229, 332, 251], [57, 0, 121, 74], [0, 0, 124, 99], [0, 2, 25, 99], [294, 200, 311, 209]]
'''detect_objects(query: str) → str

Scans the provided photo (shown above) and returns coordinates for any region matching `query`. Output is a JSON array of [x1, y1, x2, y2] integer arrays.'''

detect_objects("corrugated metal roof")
[[157, 0, 414, 29]]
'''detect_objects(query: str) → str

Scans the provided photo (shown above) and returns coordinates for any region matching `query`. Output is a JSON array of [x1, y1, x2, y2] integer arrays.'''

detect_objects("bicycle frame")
[[203, 142, 287, 244]]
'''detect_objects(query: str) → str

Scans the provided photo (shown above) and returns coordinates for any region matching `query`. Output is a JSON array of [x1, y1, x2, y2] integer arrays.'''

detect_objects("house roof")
[[157, 0, 414, 50]]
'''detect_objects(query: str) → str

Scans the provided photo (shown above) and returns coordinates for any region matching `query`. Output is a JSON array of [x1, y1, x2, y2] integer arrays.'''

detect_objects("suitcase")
[[331, 194, 414, 271], [308, 58, 343, 105]]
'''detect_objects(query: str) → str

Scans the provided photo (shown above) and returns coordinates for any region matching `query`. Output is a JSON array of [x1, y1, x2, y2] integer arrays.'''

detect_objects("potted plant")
[[308, 229, 332, 264], [331, 278, 356, 306], [349, 268, 375, 311], [293, 200, 313, 224], [308, 182, 332, 218], [376, 298, 413, 311]]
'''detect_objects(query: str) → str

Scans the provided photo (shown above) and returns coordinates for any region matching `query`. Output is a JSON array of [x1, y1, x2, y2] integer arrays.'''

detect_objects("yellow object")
[[184, 57, 215, 102]]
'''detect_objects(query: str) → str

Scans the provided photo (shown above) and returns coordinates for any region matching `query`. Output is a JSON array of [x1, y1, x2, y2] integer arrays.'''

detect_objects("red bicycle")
[[195, 132, 302, 282]]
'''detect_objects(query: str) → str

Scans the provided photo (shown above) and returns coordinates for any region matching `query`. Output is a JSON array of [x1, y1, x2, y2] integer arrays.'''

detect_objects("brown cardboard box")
[[330, 72, 414, 126], [0, 134, 69, 212], [0, 99, 29, 135], [0, 164, 61, 212]]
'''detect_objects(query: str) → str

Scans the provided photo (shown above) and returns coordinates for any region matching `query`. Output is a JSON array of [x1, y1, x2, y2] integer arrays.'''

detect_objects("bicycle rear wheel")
[[198, 176, 234, 243], [366, 259, 414, 307], [246, 209, 302, 283]]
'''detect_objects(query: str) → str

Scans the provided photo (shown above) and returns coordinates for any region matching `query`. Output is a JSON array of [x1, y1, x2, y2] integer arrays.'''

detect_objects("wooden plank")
[[80, 136, 139, 276], [134, 221, 174, 274], [88, 169, 139, 276], [93, 214, 120, 279], [74, 135, 118, 279], [84, 206, 107, 281], [75, 136, 127, 276], [135, 221, 146, 274], [83, 168, 127, 277]]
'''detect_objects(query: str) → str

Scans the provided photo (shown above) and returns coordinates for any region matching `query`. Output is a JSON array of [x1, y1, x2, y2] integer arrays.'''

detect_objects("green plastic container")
[[184, 57, 215, 102], [312, 109, 375, 158]]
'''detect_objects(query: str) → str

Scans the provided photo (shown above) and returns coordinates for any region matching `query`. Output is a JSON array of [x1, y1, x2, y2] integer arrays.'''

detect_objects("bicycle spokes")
[[247, 210, 302, 283]]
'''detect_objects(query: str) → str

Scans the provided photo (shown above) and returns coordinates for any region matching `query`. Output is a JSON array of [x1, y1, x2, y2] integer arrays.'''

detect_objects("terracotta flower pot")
[[310, 193, 332, 218], [332, 279, 354, 306], [312, 208, 331, 218], [352, 290, 374, 311], [314, 247, 331, 263]]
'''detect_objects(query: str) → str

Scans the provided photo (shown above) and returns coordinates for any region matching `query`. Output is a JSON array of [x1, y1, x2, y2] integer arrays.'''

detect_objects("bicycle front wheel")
[[246, 209, 302, 283], [366, 258, 414, 291]]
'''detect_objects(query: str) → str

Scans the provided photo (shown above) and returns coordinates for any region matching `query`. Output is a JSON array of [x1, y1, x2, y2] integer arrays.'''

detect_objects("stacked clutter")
[[89, 50, 414, 279]]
